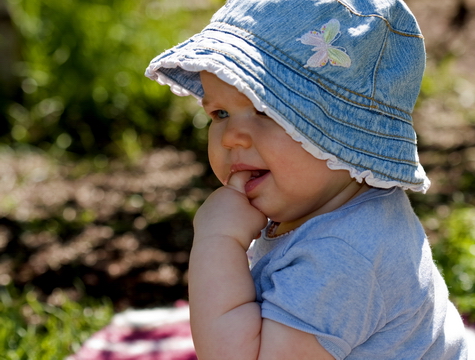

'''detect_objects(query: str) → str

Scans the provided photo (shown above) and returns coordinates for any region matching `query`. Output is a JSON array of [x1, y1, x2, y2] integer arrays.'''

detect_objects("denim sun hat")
[[145, 0, 431, 192]]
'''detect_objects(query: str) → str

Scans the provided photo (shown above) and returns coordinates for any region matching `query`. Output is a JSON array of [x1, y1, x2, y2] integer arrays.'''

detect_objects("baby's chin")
[[247, 199, 270, 220]]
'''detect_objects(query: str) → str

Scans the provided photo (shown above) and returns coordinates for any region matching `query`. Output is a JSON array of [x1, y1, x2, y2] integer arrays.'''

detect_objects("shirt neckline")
[[263, 187, 397, 240]]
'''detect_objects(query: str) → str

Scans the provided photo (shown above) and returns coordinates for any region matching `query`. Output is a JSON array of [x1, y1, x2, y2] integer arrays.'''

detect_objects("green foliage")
[[3, 0, 220, 159], [429, 207, 475, 320], [0, 284, 113, 360], [411, 57, 475, 321]]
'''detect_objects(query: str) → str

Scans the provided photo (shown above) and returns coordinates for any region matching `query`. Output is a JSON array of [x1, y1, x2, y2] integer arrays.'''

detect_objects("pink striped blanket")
[[68, 302, 196, 360]]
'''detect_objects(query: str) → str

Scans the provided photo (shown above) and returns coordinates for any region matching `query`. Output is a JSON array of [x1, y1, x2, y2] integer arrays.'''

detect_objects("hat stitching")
[[197, 44, 416, 145], [209, 23, 414, 119], [315, 70, 412, 119], [369, 21, 390, 101], [315, 79, 415, 138], [309, 84, 416, 142], [334, 0, 424, 39], [285, 103, 420, 167]]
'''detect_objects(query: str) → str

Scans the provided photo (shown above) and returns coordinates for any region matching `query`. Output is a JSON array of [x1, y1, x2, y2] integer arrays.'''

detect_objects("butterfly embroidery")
[[297, 19, 351, 68]]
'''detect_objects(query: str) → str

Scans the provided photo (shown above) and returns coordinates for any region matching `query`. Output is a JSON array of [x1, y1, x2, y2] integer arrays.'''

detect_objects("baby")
[[146, 0, 468, 358]]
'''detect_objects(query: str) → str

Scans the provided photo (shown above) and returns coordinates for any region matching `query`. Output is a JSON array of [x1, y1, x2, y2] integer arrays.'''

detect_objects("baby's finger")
[[226, 171, 251, 194]]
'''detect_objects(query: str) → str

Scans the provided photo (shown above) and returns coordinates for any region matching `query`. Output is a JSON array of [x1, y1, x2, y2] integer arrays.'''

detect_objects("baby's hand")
[[193, 171, 268, 249]]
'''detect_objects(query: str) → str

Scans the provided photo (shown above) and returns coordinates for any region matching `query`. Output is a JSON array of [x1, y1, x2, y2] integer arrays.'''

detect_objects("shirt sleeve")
[[256, 237, 386, 360]]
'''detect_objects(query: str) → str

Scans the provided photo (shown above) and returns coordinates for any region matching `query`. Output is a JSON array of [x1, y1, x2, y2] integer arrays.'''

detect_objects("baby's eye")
[[211, 109, 229, 120]]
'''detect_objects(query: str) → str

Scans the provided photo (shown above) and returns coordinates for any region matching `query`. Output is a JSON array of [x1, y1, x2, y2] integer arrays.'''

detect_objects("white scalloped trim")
[[145, 61, 431, 193]]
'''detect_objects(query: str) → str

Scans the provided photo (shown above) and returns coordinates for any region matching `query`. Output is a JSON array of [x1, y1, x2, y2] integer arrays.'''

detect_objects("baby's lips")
[[226, 170, 252, 194]]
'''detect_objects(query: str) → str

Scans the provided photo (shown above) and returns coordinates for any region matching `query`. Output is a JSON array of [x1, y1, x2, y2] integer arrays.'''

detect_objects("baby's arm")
[[189, 171, 335, 360]]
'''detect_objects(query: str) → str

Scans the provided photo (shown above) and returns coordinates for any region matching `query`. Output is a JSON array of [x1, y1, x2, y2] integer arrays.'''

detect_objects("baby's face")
[[200, 71, 364, 232]]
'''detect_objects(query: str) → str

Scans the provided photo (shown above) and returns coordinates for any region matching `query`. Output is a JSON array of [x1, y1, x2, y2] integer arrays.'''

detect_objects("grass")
[[428, 207, 475, 322], [0, 284, 113, 360]]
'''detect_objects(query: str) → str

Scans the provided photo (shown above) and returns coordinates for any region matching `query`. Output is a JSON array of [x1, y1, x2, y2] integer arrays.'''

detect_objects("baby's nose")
[[221, 116, 253, 149]]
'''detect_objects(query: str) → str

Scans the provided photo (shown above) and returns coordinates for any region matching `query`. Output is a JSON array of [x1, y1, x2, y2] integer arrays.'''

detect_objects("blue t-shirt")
[[248, 187, 468, 359]]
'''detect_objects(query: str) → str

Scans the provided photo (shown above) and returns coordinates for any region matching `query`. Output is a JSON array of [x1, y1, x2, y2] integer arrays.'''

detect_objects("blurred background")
[[0, 0, 474, 357]]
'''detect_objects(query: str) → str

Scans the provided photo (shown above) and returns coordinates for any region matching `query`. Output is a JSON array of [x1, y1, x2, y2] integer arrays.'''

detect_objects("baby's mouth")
[[224, 168, 270, 186], [249, 170, 270, 181]]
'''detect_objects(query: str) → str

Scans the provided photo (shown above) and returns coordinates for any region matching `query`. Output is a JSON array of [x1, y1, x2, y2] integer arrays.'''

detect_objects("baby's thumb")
[[226, 171, 251, 194]]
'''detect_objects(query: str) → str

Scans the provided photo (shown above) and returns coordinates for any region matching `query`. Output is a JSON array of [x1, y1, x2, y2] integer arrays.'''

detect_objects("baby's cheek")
[[208, 160, 225, 185]]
